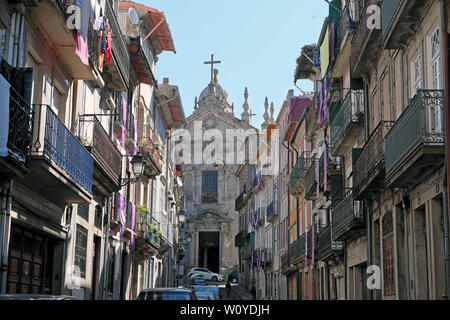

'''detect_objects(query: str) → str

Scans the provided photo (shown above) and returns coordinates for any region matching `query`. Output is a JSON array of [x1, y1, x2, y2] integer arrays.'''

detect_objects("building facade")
[[0, 0, 185, 299]]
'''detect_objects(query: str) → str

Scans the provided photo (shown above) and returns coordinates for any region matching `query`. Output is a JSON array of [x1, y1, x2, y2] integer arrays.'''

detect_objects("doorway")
[[198, 232, 220, 273], [7, 224, 54, 294]]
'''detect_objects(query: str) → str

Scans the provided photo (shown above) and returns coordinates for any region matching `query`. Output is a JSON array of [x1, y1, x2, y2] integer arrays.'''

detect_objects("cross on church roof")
[[204, 54, 221, 84]]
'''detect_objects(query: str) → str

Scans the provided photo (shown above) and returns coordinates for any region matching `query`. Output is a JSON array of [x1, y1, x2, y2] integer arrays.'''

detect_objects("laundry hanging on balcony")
[[0, 73, 10, 157], [121, 97, 127, 148], [97, 17, 111, 72]]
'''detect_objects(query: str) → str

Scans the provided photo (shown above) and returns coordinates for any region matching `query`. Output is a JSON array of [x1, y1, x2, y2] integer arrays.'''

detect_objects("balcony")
[[382, 0, 434, 50], [351, 0, 383, 78], [30, 105, 93, 204], [235, 189, 246, 211], [235, 231, 244, 248], [332, 1, 361, 78], [136, 210, 161, 255], [127, 36, 157, 87], [138, 125, 163, 178], [290, 233, 306, 264], [353, 121, 393, 199], [101, 0, 131, 90], [385, 90, 445, 188], [281, 250, 290, 271], [0, 61, 34, 176], [289, 152, 309, 195], [266, 200, 278, 222], [307, 229, 319, 259], [305, 97, 319, 142], [305, 160, 317, 201], [319, 151, 342, 192], [330, 89, 364, 156], [78, 116, 122, 196], [318, 225, 343, 260], [331, 189, 364, 241], [29, 1, 97, 80]]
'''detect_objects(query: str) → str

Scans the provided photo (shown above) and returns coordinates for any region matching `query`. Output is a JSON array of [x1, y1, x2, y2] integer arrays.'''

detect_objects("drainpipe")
[[0, 180, 13, 294], [440, 0, 450, 301], [365, 200, 372, 300], [102, 197, 111, 300], [0, 184, 7, 291]]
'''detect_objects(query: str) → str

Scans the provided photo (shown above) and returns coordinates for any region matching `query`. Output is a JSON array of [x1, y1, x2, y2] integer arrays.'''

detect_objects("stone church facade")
[[181, 65, 257, 276]]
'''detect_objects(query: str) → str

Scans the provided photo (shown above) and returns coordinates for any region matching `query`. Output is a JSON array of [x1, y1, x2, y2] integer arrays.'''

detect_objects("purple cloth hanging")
[[331, 22, 336, 62], [323, 77, 329, 121], [121, 97, 127, 148], [324, 145, 328, 192], [119, 194, 126, 227], [316, 160, 320, 198]]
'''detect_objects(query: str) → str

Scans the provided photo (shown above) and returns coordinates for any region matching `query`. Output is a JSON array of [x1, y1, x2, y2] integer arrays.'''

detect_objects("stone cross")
[[204, 54, 221, 84]]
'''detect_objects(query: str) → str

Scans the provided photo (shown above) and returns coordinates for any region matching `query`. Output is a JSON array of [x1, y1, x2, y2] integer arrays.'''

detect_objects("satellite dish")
[[129, 7, 139, 25]]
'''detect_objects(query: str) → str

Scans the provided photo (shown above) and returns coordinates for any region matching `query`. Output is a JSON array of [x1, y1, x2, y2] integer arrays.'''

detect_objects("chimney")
[[163, 78, 169, 85]]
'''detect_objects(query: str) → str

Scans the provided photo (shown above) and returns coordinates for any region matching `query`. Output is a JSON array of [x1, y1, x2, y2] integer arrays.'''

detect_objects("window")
[[431, 29, 441, 90], [74, 224, 88, 278], [78, 204, 89, 221], [202, 171, 218, 203], [382, 212, 395, 295], [413, 54, 422, 92]]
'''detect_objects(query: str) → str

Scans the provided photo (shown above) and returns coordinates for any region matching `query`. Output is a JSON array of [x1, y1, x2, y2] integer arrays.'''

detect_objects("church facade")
[[181, 59, 258, 276]]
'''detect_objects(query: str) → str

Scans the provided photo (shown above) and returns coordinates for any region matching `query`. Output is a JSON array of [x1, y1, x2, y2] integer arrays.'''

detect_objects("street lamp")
[[178, 209, 186, 223], [120, 153, 146, 187]]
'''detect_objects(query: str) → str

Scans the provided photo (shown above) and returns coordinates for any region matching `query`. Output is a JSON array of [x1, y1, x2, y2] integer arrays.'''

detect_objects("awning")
[[119, 1, 176, 54]]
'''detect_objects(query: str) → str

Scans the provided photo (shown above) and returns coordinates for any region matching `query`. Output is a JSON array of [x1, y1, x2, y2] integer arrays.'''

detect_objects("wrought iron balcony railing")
[[136, 210, 161, 248], [105, 0, 131, 86], [385, 90, 445, 187], [334, 1, 361, 57], [281, 250, 290, 270], [138, 124, 163, 178], [331, 189, 364, 241], [350, 0, 382, 75], [318, 224, 343, 257], [32, 104, 93, 194], [305, 159, 317, 200], [353, 121, 393, 197], [289, 151, 310, 193], [5, 84, 34, 167], [330, 89, 364, 155], [78, 115, 122, 188], [290, 233, 306, 263], [381, 0, 432, 50], [307, 229, 319, 258], [235, 230, 244, 248], [266, 200, 279, 222], [381, 0, 402, 45]]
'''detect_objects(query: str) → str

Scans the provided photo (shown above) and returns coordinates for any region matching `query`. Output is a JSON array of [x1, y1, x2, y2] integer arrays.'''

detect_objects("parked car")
[[190, 274, 206, 284], [187, 267, 224, 282], [137, 288, 197, 300], [228, 271, 238, 283], [196, 291, 216, 300], [0, 294, 78, 300], [192, 285, 220, 299]]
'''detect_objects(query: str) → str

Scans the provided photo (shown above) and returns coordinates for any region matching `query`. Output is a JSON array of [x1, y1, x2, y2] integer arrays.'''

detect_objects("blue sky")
[[142, 0, 328, 128]]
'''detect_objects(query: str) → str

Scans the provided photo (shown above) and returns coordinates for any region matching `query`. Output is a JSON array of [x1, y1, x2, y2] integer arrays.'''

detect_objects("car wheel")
[[212, 276, 218, 282]]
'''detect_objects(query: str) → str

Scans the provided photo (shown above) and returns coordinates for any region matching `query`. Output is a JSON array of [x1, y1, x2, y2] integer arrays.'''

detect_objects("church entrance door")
[[199, 232, 220, 273]]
